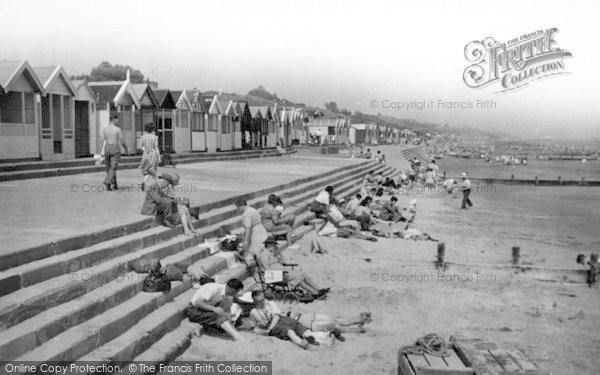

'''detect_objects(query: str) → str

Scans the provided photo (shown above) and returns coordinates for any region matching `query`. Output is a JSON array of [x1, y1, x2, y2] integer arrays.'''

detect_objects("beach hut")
[[279, 107, 292, 147], [202, 94, 222, 152], [269, 104, 279, 147], [152, 89, 177, 153], [238, 102, 252, 149], [220, 100, 237, 151], [232, 102, 243, 150], [132, 83, 159, 153], [33, 65, 77, 160], [350, 123, 367, 144], [249, 106, 264, 149], [291, 108, 307, 144], [0, 60, 45, 160], [88, 77, 140, 155], [72, 80, 98, 157], [187, 89, 207, 152], [172, 90, 192, 153]]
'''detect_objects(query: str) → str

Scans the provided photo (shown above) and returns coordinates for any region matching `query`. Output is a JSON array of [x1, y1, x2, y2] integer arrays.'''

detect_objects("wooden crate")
[[450, 335, 548, 375], [398, 346, 475, 375]]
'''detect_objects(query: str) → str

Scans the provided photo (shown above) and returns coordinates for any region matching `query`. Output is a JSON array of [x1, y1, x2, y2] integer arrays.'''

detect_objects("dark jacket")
[[141, 179, 175, 216]]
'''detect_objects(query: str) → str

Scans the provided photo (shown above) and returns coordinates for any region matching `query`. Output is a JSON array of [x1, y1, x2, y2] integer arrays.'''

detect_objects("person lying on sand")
[[250, 289, 320, 350], [286, 310, 372, 342], [317, 204, 378, 242], [370, 222, 436, 241]]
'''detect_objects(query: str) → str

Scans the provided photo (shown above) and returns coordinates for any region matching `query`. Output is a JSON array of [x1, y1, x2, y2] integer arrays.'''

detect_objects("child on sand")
[[250, 289, 319, 349]]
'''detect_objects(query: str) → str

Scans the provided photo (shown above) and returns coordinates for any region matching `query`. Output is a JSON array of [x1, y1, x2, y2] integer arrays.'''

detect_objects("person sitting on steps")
[[256, 238, 329, 299]]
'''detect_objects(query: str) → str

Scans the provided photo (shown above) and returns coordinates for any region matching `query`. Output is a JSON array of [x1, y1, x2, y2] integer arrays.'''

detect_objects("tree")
[[248, 86, 279, 101], [74, 61, 146, 83], [324, 101, 339, 112]]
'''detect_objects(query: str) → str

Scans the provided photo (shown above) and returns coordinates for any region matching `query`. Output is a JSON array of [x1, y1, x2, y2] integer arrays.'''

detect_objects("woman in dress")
[[139, 122, 160, 191]]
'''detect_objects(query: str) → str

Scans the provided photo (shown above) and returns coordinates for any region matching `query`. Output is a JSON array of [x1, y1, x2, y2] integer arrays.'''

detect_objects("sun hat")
[[461, 172, 468, 178], [160, 173, 180, 186]]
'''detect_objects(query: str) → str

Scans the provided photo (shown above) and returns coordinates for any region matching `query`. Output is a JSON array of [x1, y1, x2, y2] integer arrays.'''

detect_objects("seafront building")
[[0, 59, 408, 161]]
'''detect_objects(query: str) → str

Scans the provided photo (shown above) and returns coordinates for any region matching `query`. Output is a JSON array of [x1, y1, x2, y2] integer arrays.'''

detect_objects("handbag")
[[220, 236, 240, 252], [142, 271, 171, 292]]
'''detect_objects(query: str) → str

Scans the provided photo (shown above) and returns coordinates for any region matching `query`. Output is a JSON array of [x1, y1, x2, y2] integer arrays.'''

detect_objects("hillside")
[[204, 86, 501, 139]]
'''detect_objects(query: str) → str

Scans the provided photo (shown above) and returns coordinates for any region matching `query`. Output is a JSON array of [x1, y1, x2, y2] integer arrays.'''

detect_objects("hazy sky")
[[2, 0, 598, 139]]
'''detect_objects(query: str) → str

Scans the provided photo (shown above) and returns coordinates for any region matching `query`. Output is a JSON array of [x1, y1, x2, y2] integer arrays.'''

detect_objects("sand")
[[179, 148, 600, 374]]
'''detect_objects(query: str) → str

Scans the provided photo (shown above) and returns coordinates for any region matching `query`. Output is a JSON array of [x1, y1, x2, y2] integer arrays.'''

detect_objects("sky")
[[1, 0, 598, 139]]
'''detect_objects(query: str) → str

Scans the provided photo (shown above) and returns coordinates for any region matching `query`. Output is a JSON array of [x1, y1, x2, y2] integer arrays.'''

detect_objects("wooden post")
[[436, 242, 446, 269], [534, 176, 538, 185], [512, 246, 520, 265], [443, 171, 446, 180], [581, 177, 585, 185], [511, 174, 514, 180], [557, 176, 561, 185]]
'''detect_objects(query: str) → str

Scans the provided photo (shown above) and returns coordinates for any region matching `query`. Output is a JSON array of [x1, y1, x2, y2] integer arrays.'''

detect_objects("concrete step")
[[0, 243, 216, 359], [0, 162, 390, 361], [0, 148, 280, 174], [0, 159, 374, 272], [0, 161, 379, 298], [0, 149, 281, 182], [78, 266, 240, 363], [0, 163, 385, 333], [14, 250, 239, 361]]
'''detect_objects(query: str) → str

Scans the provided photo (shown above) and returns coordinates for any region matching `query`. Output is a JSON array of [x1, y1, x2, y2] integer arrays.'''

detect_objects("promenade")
[[0, 153, 361, 255]]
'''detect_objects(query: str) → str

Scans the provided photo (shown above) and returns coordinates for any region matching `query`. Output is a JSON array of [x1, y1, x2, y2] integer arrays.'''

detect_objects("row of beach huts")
[[0, 60, 412, 161]]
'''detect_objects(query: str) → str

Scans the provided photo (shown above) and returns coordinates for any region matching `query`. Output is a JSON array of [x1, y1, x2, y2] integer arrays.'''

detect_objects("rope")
[[401, 333, 450, 357]]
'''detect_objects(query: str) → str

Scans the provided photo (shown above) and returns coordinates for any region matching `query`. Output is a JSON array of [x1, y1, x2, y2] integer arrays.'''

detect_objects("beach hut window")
[[24, 93, 35, 124], [52, 95, 62, 132], [63, 96, 71, 129], [0, 92, 23, 123]]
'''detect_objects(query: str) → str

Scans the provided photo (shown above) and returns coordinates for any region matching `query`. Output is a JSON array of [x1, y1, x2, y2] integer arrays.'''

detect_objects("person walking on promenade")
[[460, 172, 473, 209], [101, 115, 128, 191], [139, 122, 161, 191]]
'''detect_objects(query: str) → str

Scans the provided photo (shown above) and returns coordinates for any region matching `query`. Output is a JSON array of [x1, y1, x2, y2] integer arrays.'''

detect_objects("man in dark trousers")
[[460, 172, 473, 209], [101, 115, 128, 191], [141, 173, 180, 227]]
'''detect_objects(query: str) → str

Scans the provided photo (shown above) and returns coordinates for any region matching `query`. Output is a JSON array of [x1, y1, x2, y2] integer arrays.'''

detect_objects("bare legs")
[[220, 320, 246, 342]]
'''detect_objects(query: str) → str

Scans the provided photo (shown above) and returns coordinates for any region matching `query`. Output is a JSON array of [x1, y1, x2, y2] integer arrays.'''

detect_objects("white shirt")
[[191, 283, 226, 306], [462, 178, 472, 190], [250, 300, 281, 329], [315, 190, 330, 205]]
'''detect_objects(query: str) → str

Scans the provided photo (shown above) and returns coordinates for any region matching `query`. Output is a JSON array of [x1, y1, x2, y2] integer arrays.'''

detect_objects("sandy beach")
[[180, 147, 600, 374]]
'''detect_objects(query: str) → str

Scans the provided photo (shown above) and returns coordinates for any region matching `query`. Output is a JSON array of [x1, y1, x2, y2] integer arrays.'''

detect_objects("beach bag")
[[131, 258, 162, 274], [220, 236, 240, 252], [142, 271, 171, 292], [161, 264, 184, 281]]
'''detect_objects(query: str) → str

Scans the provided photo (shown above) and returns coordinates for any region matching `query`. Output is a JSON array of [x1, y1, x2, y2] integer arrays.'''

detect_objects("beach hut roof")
[[32, 65, 76, 96], [89, 80, 140, 108], [0, 60, 45, 95], [152, 89, 177, 109], [132, 83, 159, 108], [203, 95, 222, 115], [71, 79, 97, 102]]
